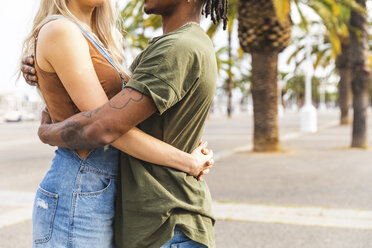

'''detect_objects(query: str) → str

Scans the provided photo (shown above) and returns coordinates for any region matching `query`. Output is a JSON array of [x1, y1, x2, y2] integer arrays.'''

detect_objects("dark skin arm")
[[21, 56, 38, 86], [22, 55, 155, 150], [38, 87, 157, 150]]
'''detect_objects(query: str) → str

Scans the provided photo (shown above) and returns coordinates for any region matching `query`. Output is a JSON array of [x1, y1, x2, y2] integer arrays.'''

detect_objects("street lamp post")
[[300, 39, 317, 132]]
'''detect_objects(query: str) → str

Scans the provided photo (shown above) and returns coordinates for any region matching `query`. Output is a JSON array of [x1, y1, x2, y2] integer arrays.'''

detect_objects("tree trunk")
[[336, 42, 352, 125], [251, 51, 280, 152], [227, 30, 233, 118], [350, 0, 370, 148], [227, 78, 233, 118]]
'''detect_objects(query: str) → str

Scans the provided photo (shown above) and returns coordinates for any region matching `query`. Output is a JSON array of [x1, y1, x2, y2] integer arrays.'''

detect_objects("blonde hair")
[[22, 0, 129, 79]]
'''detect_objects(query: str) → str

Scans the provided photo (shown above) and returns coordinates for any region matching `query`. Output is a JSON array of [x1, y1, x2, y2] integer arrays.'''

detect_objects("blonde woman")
[[21, 0, 213, 247]]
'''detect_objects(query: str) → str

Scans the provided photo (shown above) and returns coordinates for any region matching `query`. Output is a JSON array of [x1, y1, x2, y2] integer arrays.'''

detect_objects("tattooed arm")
[[38, 87, 156, 149]]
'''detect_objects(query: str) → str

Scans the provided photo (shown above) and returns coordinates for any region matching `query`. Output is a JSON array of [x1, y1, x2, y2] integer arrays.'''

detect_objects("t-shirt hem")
[[177, 223, 215, 248], [153, 222, 214, 248]]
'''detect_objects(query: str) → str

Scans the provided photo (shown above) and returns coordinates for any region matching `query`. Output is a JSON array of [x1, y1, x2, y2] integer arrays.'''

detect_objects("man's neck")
[[161, 7, 202, 34]]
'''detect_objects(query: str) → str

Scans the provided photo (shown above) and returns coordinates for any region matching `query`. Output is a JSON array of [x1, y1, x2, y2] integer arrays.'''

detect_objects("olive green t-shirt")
[[114, 23, 217, 248]]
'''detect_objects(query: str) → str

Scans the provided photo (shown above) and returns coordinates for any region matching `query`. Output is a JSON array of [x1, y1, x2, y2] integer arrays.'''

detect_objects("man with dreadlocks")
[[22, 0, 228, 247]]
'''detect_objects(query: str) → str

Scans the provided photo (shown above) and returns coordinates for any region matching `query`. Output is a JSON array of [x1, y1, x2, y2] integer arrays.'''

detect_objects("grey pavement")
[[1, 110, 372, 248], [202, 110, 339, 153], [207, 122, 372, 210], [215, 221, 372, 248]]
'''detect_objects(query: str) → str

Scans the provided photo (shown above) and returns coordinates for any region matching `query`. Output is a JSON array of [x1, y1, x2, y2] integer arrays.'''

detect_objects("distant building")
[[0, 92, 43, 122]]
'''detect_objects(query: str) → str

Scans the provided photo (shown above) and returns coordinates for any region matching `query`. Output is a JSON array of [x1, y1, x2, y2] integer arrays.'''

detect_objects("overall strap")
[[45, 15, 125, 87]]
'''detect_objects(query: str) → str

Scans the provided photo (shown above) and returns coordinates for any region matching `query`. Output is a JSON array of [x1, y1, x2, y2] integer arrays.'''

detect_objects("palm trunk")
[[227, 78, 233, 118], [251, 51, 280, 152], [350, 0, 370, 148], [339, 69, 352, 125], [336, 42, 352, 125], [227, 30, 233, 118]]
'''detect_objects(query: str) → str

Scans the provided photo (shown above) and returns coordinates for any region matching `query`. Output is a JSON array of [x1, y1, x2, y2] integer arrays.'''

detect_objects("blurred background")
[[0, 0, 372, 247]]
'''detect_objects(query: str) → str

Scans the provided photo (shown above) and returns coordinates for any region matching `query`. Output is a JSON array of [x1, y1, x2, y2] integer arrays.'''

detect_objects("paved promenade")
[[0, 110, 371, 248]]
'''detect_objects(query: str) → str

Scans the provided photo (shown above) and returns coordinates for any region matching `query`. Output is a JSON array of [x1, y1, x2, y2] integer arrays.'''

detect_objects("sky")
[[0, 0, 40, 94]]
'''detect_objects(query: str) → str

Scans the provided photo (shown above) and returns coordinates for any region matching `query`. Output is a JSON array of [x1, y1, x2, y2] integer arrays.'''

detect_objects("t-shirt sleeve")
[[129, 52, 142, 73], [125, 38, 201, 115]]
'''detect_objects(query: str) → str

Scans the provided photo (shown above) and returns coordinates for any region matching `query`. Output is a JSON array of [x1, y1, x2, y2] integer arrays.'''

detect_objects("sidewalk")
[[208, 123, 372, 209], [206, 112, 372, 247]]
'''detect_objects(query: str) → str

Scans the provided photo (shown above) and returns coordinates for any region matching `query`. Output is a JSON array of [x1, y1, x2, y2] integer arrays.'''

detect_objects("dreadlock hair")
[[202, 0, 229, 30]]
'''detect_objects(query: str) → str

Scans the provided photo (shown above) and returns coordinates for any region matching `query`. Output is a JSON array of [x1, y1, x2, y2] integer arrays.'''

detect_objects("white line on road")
[[0, 191, 34, 228], [0, 208, 33, 229], [0, 191, 35, 207], [212, 201, 372, 230]]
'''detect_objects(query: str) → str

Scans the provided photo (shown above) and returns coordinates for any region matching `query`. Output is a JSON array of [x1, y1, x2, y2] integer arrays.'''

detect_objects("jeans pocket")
[[71, 179, 117, 247], [32, 187, 58, 244], [76, 166, 114, 196]]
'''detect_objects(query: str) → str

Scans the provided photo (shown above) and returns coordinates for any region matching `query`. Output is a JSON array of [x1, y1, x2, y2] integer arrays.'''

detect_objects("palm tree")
[[284, 73, 324, 107], [287, 27, 352, 125], [349, 0, 370, 148], [237, 0, 363, 152], [206, 0, 238, 118], [286, 0, 362, 126], [237, 0, 292, 152], [239, 0, 362, 151], [224, 3, 237, 118], [294, 2, 354, 125], [336, 41, 352, 125]]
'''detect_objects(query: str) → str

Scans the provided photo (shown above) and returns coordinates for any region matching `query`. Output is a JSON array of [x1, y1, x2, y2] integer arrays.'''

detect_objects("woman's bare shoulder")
[[36, 18, 91, 73], [37, 18, 86, 48]]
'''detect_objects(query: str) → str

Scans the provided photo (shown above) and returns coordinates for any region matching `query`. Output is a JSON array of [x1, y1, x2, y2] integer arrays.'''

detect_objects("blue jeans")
[[32, 146, 119, 248], [160, 227, 208, 248]]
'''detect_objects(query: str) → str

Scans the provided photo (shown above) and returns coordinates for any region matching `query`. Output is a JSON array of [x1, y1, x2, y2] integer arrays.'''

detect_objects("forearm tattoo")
[[61, 121, 93, 149], [82, 106, 103, 119], [109, 88, 144, 110], [59, 88, 145, 149], [81, 89, 144, 120]]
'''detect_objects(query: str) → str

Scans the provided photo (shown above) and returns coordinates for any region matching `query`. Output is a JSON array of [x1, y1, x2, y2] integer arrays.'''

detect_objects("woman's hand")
[[190, 141, 214, 180], [21, 55, 38, 86]]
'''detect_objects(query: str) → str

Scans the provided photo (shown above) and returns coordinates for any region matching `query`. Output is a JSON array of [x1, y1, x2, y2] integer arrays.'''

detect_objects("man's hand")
[[21, 55, 38, 86]]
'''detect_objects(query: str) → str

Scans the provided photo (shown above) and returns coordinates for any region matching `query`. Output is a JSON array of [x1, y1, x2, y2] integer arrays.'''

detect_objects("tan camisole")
[[35, 22, 123, 157]]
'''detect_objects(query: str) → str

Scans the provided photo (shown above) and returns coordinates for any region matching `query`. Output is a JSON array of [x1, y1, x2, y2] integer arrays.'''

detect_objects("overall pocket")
[[32, 187, 59, 244], [71, 168, 117, 247], [75, 166, 115, 196]]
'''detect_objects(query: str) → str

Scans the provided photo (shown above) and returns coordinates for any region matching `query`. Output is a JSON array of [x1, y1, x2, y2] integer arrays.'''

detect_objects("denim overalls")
[[33, 147, 119, 248], [32, 16, 123, 248]]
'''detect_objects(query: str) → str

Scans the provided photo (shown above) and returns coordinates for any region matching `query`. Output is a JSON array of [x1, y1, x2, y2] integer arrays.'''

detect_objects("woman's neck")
[[66, 1, 95, 28]]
